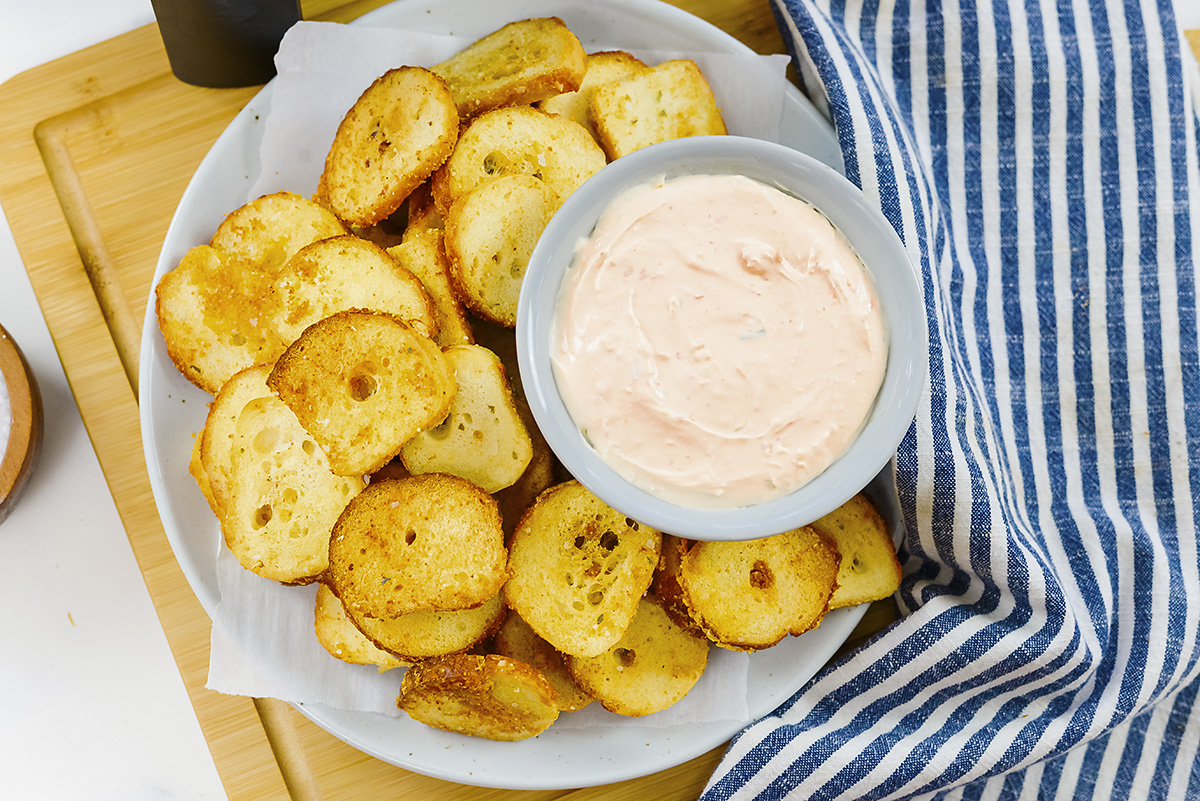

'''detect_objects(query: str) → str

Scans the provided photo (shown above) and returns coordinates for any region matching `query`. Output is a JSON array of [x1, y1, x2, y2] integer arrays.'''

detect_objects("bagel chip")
[[537, 50, 649, 141], [321, 66, 459, 227], [589, 58, 727, 160], [431, 105, 605, 215], [492, 613, 592, 712], [225, 395, 365, 585], [443, 174, 559, 327], [155, 192, 348, 393], [400, 344, 533, 493], [809, 493, 902, 608], [342, 592, 506, 661], [679, 527, 840, 651], [398, 653, 559, 741], [326, 474, 507, 619], [566, 597, 708, 716], [431, 17, 586, 117], [267, 310, 455, 476], [314, 584, 408, 671], [505, 481, 660, 657]]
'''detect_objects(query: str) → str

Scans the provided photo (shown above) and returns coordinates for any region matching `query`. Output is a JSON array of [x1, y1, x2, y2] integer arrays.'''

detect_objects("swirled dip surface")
[[552, 173, 887, 509]]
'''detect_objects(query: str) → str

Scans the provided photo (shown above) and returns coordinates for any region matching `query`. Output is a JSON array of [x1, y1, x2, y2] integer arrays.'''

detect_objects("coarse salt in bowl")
[[0, 373, 10, 460], [0, 324, 43, 525], [516, 135, 926, 541]]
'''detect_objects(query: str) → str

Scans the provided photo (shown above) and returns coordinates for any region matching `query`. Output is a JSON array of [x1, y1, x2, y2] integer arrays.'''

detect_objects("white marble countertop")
[[0, 4, 1196, 801]]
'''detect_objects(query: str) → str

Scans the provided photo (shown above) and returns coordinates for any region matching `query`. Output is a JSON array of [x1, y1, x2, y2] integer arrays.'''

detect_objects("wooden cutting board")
[[4, 0, 1189, 798]]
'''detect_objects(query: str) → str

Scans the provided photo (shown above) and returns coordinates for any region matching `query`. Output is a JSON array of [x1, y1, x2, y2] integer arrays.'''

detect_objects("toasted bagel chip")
[[199, 365, 273, 519], [400, 344, 533, 493], [155, 246, 286, 394], [431, 17, 586, 118], [343, 591, 506, 661], [679, 527, 840, 651], [431, 105, 605, 215], [443, 174, 558, 327], [225, 396, 365, 585], [566, 597, 708, 717], [505, 481, 661, 658], [537, 50, 649, 141], [273, 234, 438, 343], [321, 66, 459, 227], [188, 428, 220, 518], [809, 493, 902, 608], [650, 534, 706, 637], [314, 584, 408, 671], [470, 316, 523, 399], [268, 310, 454, 476], [398, 653, 559, 741], [589, 58, 727, 160], [492, 612, 592, 712], [209, 191, 349, 262], [493, 399, 558, 542], [155, 192, 347, 393], [387, 231, 474, 348], [326, 474, 507, 619]]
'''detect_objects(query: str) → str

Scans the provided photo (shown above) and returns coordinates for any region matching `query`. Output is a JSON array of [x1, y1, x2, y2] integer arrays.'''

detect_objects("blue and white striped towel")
[[702, 0, 1200, 798]]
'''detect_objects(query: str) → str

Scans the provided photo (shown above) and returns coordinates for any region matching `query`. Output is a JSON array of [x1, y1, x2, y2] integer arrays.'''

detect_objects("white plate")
[[138, 0, 894, 789]]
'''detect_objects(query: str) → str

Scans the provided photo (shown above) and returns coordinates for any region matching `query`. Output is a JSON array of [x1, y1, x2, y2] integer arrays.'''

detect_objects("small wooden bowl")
[[0, 323, 43, 525]]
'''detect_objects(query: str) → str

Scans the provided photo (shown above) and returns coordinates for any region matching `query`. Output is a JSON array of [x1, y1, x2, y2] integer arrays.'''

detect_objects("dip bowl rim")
[[516, 134, 926, 541]]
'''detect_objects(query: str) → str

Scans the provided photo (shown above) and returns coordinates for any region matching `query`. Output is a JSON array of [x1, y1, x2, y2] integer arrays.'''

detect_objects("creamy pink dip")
[[551, 173, 887, 509]]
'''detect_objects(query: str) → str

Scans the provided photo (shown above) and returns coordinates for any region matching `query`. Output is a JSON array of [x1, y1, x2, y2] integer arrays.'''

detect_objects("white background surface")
[[0, 3, 1197, 801], [0, 2, 226, 800]]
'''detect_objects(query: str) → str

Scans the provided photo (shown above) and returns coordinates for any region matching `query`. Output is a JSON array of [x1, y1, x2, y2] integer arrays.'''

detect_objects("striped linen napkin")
[[701, 0, 1200, 799]]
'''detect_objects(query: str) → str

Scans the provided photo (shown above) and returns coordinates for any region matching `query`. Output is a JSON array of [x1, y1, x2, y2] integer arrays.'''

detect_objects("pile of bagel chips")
[[156, 17, 901, 741]]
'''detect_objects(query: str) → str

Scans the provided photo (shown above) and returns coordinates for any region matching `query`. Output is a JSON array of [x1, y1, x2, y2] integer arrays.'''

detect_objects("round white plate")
[[139, 0, 893, 789]]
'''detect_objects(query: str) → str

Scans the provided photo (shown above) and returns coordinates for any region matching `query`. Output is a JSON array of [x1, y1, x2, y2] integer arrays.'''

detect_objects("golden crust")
[[224, 395, 365, 585], [273, 234, 438, 344], [443, 174, 559, 327], [208, 191, 349, 261], [537, 50, 649, 141], [566, 597, 709, 717], [314, 584, 408, 670], [679, 527, 840, 651], [342, 591, 506, 661], [267, 309, 454, 476], [469, 316, 523, 399], [650, 535, 706, 637], [188, 427, 220, 518], [400, 344, 533, 493], [491, 612, 592, 712], [321, 66, 459, 227], [493, 398, 558, 543], [386, 231, 474, 348], [589, 58, 727, 160], [199, 364, 273, 520], [430, 17, 586, 118], [155, 192, 348, 394], [504, 481, 661, 658], [398, 653, 559, 741], [808, 492, 902, 608], [326, 473, 508, 619], [430, 105, 605, 216]]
